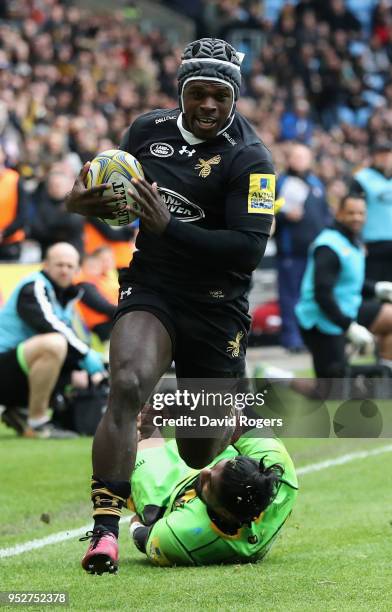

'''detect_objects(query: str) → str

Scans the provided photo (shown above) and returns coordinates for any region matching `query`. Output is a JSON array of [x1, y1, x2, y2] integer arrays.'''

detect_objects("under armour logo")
[[179, 146, 196, 157], [120, 286, 132, 300]]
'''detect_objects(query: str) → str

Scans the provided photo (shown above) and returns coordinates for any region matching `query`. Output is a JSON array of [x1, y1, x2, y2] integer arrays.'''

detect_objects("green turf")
[[1, 422, 392, 611]]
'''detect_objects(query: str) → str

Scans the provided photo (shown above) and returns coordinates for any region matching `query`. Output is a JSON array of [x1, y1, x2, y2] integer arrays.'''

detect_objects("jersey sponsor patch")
[[150, 142, 174, 158], [155, 115, 177, 124], [222, 131, 237, 146], [158, 187, 205, 222], [248, 174, 275, 214]]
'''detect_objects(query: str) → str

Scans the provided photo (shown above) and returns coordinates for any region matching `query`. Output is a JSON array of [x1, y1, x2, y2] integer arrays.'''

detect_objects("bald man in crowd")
[[0, 242, 105, 438], [274, 143, 333, 352]]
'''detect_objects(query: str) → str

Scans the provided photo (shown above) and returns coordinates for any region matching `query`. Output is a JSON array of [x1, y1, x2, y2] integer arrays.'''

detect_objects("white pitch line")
[[0, 517, 129, 560], [296, 443, 392, 475], [1, 444, 392, 559]]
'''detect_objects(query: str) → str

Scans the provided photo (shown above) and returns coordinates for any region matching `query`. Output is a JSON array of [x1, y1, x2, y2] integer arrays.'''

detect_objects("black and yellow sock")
[[91, 477, 131, 538]]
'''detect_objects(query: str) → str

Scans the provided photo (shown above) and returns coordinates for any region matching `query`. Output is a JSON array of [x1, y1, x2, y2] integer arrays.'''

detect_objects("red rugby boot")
[[80, 526, 119, 575]]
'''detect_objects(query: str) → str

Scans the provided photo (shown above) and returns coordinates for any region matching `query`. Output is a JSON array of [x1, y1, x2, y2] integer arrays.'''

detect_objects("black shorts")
[[358, 299, 382, 329], [299, 326, 347, 379], [0, 347, 29, 407], [114, 283, 251, 377]]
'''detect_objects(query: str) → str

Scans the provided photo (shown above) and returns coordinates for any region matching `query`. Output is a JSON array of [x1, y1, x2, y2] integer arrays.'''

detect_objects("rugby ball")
[[86, 149, 144, 226]]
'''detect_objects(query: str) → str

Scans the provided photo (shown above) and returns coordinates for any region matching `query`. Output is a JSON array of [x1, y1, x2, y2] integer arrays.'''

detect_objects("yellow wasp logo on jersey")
[[248, 173, 275, 214], [227, 331, 244, 358], [195, 155, 221, 178]]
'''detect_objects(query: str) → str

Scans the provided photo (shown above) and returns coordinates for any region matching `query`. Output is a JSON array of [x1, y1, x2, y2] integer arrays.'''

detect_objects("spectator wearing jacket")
[[31, 170, 85, 256], [75, 252, 117, 342], [0, 242, 105, 438], [280, 99, 314, 144], [0, 142, 27, 261], [83, 217, 137, 271], [296, 193, 392, 379], [274, 143, 333, 351], [351, 142, 392, 282]]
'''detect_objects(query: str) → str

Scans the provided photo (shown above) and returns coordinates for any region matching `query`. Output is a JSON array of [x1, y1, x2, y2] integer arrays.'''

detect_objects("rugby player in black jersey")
[[66, 38, 275, 574]]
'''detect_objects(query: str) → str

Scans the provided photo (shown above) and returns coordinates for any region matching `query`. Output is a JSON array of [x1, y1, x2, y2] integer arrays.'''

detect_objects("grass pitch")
[[1, 422, 392, 611]]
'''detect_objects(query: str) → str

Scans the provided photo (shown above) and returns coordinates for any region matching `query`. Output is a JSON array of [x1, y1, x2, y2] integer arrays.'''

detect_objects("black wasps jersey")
[[119, 108, 275, 303]]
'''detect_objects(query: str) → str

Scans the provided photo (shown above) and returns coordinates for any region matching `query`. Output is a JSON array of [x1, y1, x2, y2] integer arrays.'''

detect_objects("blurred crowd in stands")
[[1, 0, 392, 348]]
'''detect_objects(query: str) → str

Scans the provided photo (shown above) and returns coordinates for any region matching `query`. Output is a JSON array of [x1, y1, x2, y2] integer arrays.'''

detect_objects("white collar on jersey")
[[177, 113, 205, 145], [177, 112, 235, 145]]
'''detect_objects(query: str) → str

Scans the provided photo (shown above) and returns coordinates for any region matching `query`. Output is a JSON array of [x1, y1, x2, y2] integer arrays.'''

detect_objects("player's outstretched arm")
[[65, 163, 123, 218]]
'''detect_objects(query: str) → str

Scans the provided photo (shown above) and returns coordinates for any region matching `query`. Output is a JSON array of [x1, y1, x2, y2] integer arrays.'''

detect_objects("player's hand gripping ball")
[[86, 149, 144, 226]]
